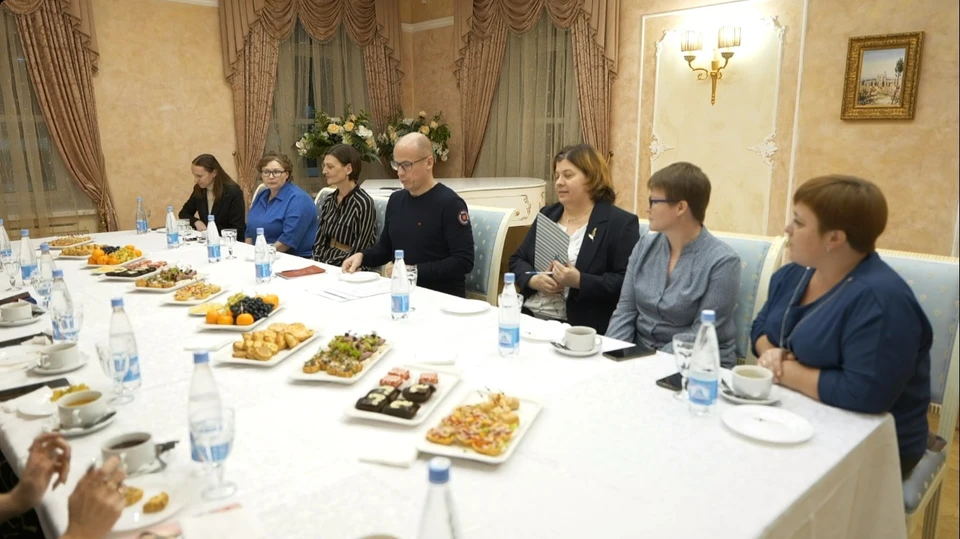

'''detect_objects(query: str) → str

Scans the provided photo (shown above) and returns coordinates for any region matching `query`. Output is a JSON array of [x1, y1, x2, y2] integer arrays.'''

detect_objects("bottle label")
[[166, 232, 179, 246], [255, 262, 271, 279], [207, 245, 221, 259], [687, 376, 718, 406], [391, 294, 409, 314], [136, 220, 148, 233], [498, 325, 520, 349], [190, 434, 232, 463], [0, 248, 12, 258], [123, 355, 141, 382], [20, 264, 37, 281]]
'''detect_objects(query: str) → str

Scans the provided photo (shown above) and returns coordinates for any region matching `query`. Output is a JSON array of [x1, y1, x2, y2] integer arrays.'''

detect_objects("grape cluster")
[[230, 297, 273, 321], [101, 246, 119, 254]]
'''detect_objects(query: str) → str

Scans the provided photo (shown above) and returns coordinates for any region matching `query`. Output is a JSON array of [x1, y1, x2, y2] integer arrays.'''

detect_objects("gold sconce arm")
[[684, 54, 710, 81]]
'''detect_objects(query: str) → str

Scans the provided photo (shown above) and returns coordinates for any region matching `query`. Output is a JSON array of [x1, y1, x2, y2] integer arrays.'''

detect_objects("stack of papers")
[[307, 280, 392, 303]]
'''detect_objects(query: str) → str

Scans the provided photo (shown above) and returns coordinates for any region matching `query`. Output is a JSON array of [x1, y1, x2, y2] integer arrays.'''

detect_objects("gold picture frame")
[[841, 32, 924, 120]]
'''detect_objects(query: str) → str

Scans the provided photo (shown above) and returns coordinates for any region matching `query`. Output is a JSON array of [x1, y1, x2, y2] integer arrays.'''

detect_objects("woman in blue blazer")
[[509, 144, 640, 334]]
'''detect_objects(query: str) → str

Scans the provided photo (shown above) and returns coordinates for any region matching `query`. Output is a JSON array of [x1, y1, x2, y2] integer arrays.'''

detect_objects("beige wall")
[[92, 0, 236, 230]]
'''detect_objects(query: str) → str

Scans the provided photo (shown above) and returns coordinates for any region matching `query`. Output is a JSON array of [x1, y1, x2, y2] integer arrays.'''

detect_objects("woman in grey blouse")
[[606, 162, 741, 367]]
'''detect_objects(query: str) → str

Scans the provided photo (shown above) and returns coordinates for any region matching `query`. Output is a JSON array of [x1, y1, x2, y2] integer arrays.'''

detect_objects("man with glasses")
[[342, 133, 475, 297]]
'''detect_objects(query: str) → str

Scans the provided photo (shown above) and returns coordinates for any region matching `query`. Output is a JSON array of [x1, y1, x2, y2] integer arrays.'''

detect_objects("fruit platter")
[[133, 266, 200, 292], [288, 331, 391, 385], [84, 246, 144, 267], [344, 365, 461, 426], [162, 282, 224, 305], [215, 322, 319, 368], [47, 235, 93, 249], [198, 293, 282, 331], [97, 260, 166, 279], [417, 390, 543, 464]]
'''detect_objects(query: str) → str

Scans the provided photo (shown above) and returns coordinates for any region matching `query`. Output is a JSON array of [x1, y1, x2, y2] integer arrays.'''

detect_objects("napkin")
[[1, 386, 52, 414], [357, 446, 418, 468], [412, 351, 457, 366], [181, 505, 267, 539]]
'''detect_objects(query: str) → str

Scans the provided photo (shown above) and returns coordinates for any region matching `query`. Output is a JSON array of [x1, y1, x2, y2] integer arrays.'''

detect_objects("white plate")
[[19, 396, 57, 417], [339, 271, 380, 284], [113, 475, 187, 532], [131, 276, 205, 293], [198, 305, 285, 332], [215, 329, 321, 368], [440, 299, 490, 315], [162, 287, 227, 306], [57, 252, 97, 260], [43, 410, 116, 438], [416, 390, 543, 465], [98, 268, 161, 281], [0, 315, 44, 328], [288, 343, 392, 385], [552, 342, 602, 358], [47, 238, 94, 250], [721, 405, 814, 444], [344, 366, 461, 426], [85, 255, 144, 269], [520, 318, 570, 342], [31, 353, 89, 375]]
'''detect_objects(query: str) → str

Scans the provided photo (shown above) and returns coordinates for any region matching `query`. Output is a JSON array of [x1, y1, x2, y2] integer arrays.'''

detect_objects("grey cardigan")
[[605, 227, 741, 367]]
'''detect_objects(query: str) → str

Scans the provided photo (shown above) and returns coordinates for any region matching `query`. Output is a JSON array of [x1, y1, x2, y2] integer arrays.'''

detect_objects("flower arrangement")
[[377, 110, 451, 163], [295, 107, 379, 163]]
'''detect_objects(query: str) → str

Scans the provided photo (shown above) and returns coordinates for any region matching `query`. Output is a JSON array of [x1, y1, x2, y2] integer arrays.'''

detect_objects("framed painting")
[[840, 32, 924, 120]]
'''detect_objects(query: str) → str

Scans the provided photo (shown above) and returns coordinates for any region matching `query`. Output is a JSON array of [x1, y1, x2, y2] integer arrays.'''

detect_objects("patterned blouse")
[[311, 186, 377, 267]]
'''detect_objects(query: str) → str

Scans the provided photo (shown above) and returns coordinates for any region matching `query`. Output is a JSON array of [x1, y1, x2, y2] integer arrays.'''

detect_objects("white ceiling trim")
[[401, 16, 454, 33], [158, 0, 218, 7]]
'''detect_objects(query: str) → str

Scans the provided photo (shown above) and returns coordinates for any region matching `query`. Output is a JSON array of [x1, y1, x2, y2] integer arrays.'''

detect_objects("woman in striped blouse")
[[312, 144, 377, 267]]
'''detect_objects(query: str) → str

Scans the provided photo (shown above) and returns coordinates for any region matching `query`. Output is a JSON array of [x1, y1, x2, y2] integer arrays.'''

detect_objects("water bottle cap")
[[0, 218, 4, 225], [504, 272, 515, 284], [40, 243, 50, 252], [52, 269, 63, 278], [395, 250, 404, 258], [111, 297, 124, 308], [700, 309, 716, 323], [167, 206, 174, 211], [427, 457, 451, 484], [208, 215, 215, 221], [257, 228, 264, 235], [20, 229, 29, 236], [193, 351, 210, 364], [137, 197, 142, 202]]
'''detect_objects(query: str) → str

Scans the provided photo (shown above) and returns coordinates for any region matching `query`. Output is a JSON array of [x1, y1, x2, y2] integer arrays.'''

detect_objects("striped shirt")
[[312, 187, 377, 267]]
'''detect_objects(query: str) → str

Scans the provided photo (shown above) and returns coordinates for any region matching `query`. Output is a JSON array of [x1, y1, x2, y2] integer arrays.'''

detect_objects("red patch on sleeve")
[[458, 210, 470, 226]]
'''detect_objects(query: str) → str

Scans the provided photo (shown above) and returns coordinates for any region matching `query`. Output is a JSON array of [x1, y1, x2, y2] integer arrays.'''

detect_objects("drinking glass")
[[95, 342, 133, 405], [54, 304, 84, 343], [672, 333, 696, 401], [191, 407, 237, 500], [406, 265, 418, 312], [34, 276, 53, 310], [221, 229, 237, 259], [177, 219, 192, 247], [2, 256, 21, 291], [267, 246, 277, 275]]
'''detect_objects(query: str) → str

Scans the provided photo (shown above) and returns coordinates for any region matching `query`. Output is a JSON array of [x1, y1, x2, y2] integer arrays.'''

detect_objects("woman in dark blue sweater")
[[751, 176, 931, 477]]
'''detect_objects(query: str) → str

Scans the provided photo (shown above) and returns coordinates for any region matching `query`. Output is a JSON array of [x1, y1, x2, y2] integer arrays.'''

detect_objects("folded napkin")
[[181, 505, 267, 539], [277, 265, 326, 279], [1, 386, 52, 414], [358, 446, 418, 468], [412, 351, 457, 366]]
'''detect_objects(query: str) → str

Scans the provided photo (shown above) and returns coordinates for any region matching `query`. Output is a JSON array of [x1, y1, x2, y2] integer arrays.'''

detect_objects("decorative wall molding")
[[401, 17, 454, 33], [759, 16, 786, 42], [953, 202, 959, 257], [748, 133, 779, 167], [649, 133, 673, 164], [159, 0, 218, 7]]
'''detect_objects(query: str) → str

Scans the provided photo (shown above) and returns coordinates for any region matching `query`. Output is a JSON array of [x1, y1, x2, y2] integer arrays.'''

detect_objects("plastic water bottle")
[[18, 230, 37, 283], [254, 228, 271, 283], [49, 269, 72, 341], [206, 215, 221, 263], [687, 310, 721, 415], [498, 273, 520, 356], [390, 250, 409, 320], [188, 351, 222, 462], [418, 457, 461, 539], [0, 219, 11, 259], [35, 244, 56, 307], [109, 298, 142, 390], [165, 206, 179, 249], [135, 197, 149, 234]]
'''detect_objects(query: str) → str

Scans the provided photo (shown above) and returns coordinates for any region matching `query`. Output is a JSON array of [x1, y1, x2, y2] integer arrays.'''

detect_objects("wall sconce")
[[681, 26, 741, 105]]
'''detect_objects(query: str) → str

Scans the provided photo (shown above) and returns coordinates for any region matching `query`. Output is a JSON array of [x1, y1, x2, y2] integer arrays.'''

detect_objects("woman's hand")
[[757, 348, 796, 383], [194, 220, 207, 232], [61, 457, 126, 539], [529, 274, 563, 295], [11, 434, 71, 511], [551, 261, 581, 289], [342, 253, 363, 273]]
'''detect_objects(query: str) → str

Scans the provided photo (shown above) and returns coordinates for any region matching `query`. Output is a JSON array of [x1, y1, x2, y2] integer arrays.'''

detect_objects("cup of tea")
[[38, 343, 81, 370], [101, 432, 157, 475], [563, 326, 601, 353], [57, 390, 106, 429], [0, 301, 32, 322], [732, 365, 774, 399]]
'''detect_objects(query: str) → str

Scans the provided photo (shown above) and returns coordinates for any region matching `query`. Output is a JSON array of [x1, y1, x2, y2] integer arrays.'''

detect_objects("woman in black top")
[[179, 154, 246, 238], [312, 144, 376, 266]]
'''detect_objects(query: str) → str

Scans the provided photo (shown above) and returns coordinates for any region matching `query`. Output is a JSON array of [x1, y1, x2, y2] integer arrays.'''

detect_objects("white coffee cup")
[[57, 390, 106, 429], [0, 302, 32, 322], [732, 365, 774, 399], [101, 432, 157, 475], [38, 343, 81, 370], [563, 326, 601, 352]]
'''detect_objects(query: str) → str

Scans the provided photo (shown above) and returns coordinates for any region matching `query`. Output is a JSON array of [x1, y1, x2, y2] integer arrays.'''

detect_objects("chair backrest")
[[876, 249, 960, 439], [251, 183, 265, 209], [314, 187, 335, 223], [638, 218, 650, 237], [465, 205, 512, 305], [372, 195, 389, 240], [711, 232, 787, 363]]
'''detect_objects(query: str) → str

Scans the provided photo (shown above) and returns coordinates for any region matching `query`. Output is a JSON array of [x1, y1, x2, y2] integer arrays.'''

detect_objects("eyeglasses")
[[261, 169, 287, 178], [390, 156, 430, 172], [649, 197, 679, 208]]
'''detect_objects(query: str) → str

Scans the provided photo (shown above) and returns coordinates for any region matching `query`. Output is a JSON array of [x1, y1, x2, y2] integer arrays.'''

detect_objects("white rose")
[[401, 118, 413, 126], [430, 121, 439, 129], [418, 110, 427, 118]]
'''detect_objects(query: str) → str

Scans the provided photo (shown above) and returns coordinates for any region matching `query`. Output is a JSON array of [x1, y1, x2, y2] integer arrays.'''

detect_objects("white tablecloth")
[[0, 231, 907, 538]]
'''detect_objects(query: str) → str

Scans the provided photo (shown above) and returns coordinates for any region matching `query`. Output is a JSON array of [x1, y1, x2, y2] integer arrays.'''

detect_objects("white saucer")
[[340, 271, 379, 283], [43, 410, 117, 438], [32, 353, 89, 375], [520, 316, 569, 342], [721, 405, 814, 444], [552, 343, 602, 358], [113, 475, 187, 532], [440, 299, 490, 315], [0, 316, 43, 328], [18, 397, 57, 417], [720, 386, 781, 406]]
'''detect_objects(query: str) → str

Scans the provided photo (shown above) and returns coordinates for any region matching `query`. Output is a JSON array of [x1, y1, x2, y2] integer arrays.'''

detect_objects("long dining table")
[[0, 230, 908, 539]]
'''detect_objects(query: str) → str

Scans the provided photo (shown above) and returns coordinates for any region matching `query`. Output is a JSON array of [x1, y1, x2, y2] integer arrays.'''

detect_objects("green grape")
[[226, 293, 246, 307]]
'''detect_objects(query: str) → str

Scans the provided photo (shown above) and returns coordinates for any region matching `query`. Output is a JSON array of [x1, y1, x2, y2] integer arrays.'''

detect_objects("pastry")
[[302, 360, 322, 374], [123, 485, 144, 507], [356, 393, 388, 413], [381, 399, 419, 419], [369, 386, 399, 401], [425, 392, 522, 456], [402, 383, 435, 404], [388, 367, 410, 380], [143, 492, 169, 513], [418, 372, 439, 385], [379, 375, 403, 388], [426, 426, 456, 445]]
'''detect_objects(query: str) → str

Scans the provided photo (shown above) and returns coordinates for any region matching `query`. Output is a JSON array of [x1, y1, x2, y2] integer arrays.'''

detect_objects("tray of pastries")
[[344, 366, 460, 426]]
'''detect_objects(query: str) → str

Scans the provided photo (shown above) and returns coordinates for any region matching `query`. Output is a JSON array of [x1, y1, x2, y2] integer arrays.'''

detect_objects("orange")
[[134, 249, 142, 257], [205, 311, 219, 324], [217, 313, 235, 325], [263, 294, 279, 309], [92, 248, 105, 258], [236, 313, 254, 326], [107, 256, 119, 265], [87, 256, 96, 264]]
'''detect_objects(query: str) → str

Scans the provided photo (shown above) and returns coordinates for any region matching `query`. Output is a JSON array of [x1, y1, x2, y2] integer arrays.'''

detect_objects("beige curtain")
[[474, 16, 580, 203], [453, 0, 618, 176], [3, 0, 118, 231]]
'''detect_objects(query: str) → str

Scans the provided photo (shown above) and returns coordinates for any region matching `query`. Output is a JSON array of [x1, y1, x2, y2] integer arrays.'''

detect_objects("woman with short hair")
[[312, 144, 376, 266], [244, 152, 319, 258]]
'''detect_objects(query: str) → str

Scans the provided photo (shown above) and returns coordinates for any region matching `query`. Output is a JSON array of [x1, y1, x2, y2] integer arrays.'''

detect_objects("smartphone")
[[603, 344, 656, 362], [656, 372, 684, 392]]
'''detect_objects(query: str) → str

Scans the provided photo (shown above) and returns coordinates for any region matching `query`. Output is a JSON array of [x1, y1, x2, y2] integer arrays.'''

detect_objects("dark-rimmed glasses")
[[649, 197, 679, 208], [390, 156, 430, 172], [261, 169, 287, 178]]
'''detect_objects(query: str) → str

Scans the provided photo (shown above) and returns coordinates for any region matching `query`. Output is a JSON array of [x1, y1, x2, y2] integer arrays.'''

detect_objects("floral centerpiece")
[[377, 110, 451, 162], [295, 107, 379, 162]]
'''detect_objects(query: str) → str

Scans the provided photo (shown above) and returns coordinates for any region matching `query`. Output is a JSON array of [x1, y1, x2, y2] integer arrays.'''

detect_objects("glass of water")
[[221, 229, 237, 259], [2, 256, 21, 291], [95, 342, 133, 405], [406, 265, 418, 311], [54, 304, 84, 343], [34, 276, 53, 310], [177, 219, 192, 247], [672, 333, 696, 401], [191, 407, 237, 500]]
